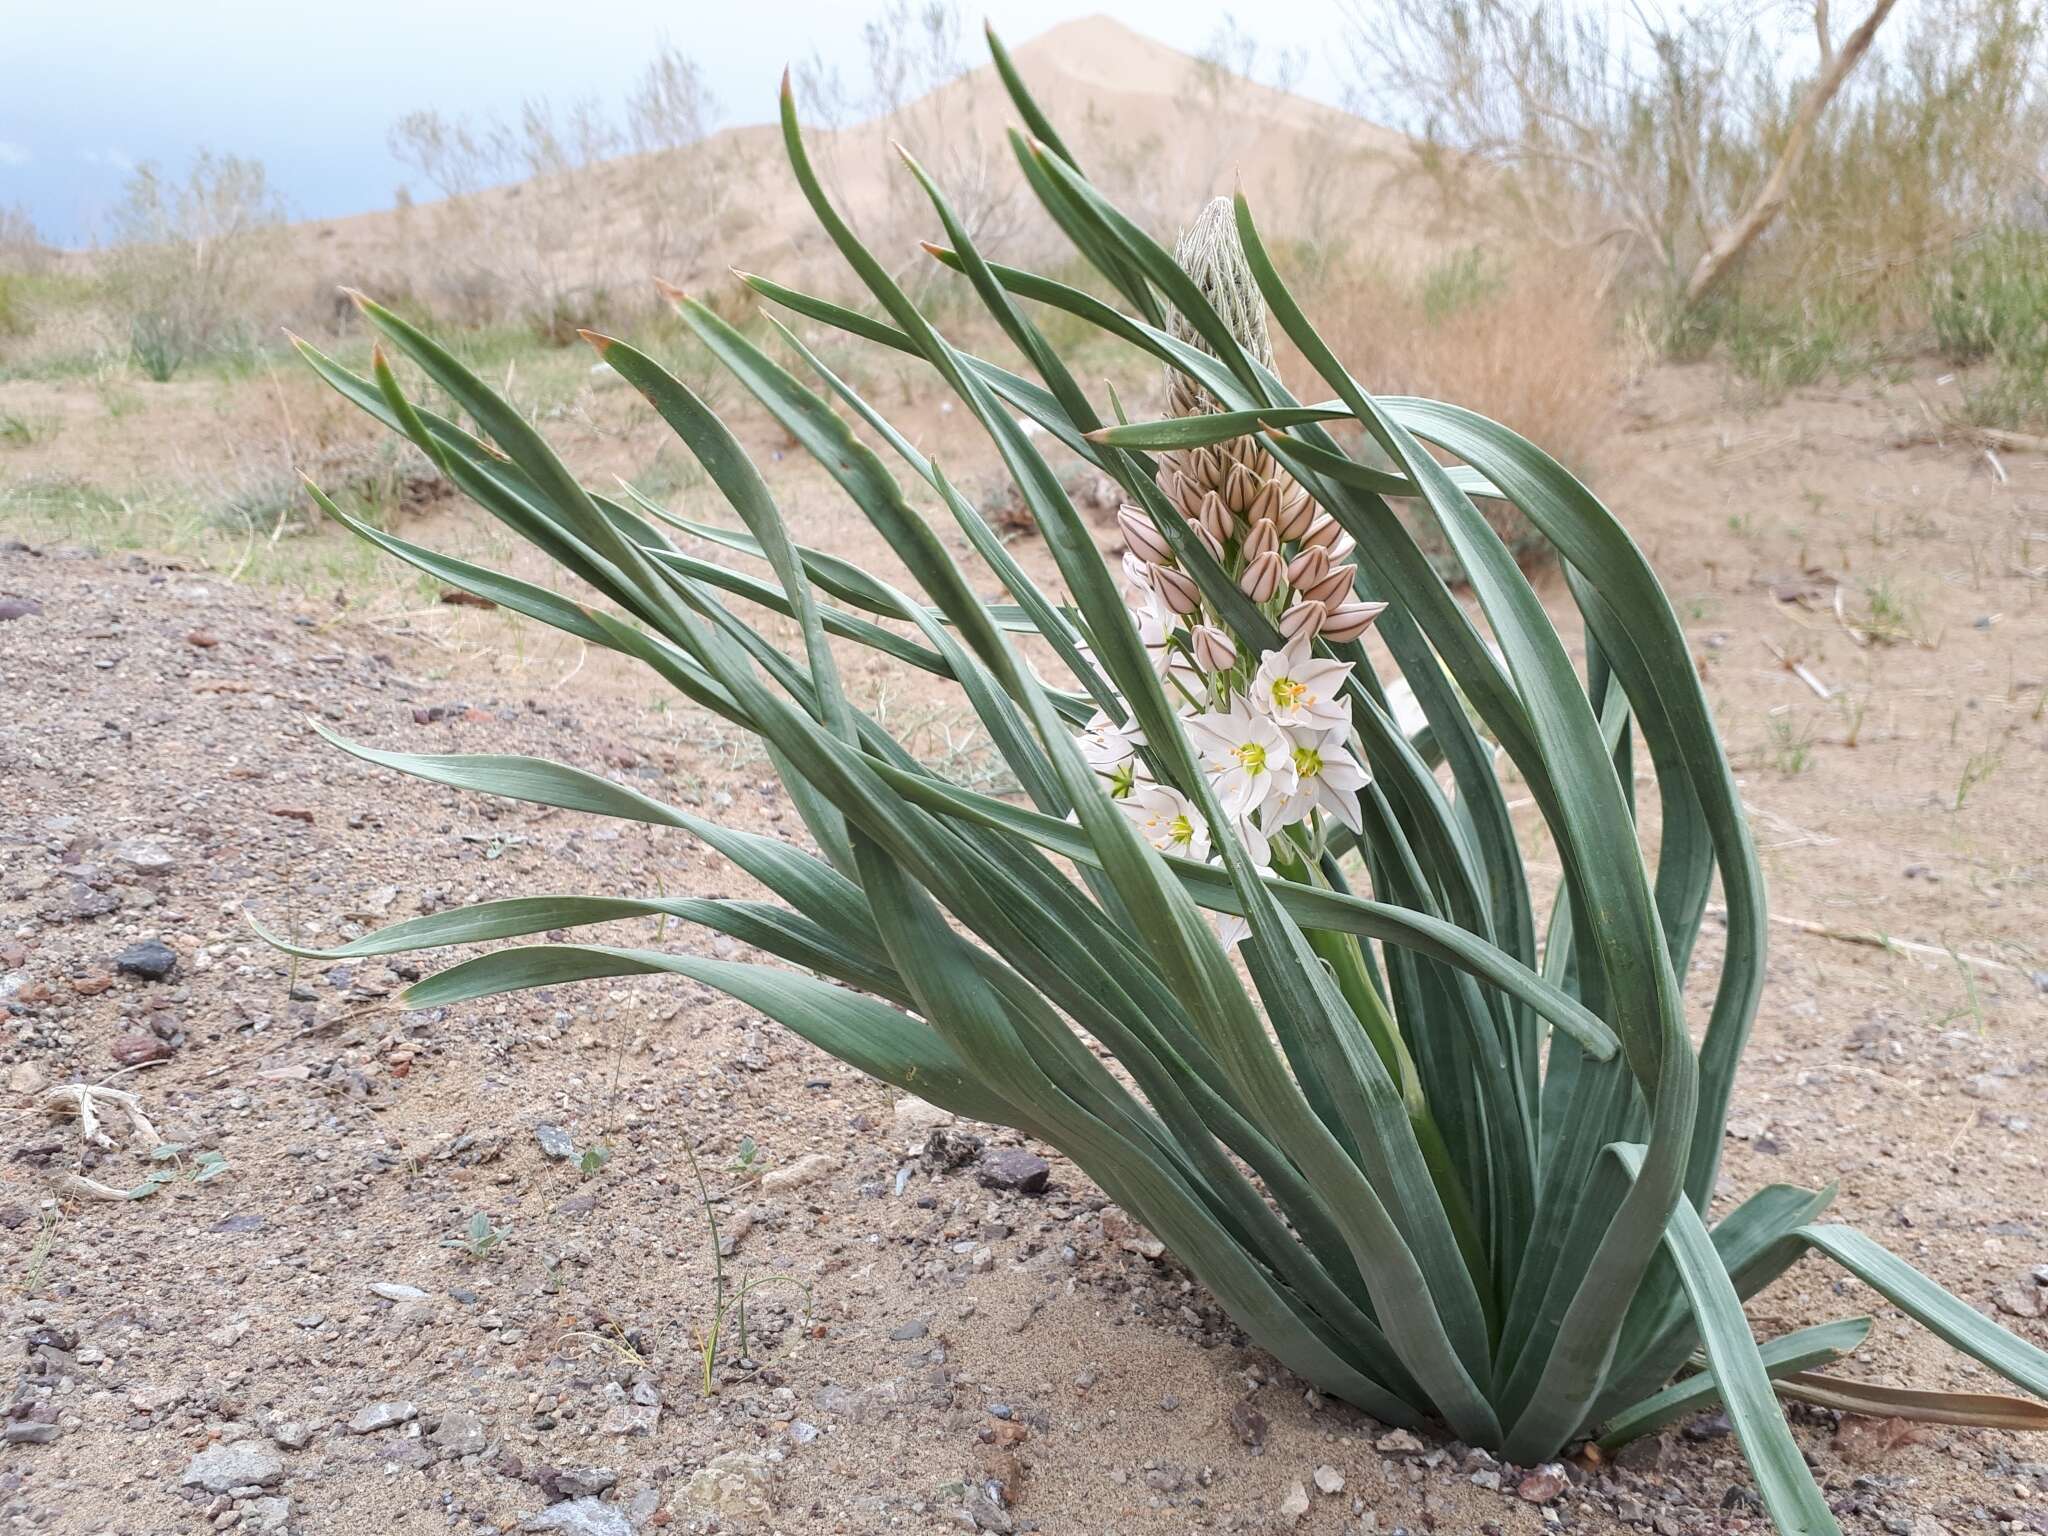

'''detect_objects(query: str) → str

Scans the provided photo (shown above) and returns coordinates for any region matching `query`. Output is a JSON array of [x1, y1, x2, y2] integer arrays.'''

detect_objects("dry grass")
[[1292, 243, 1617, 479]]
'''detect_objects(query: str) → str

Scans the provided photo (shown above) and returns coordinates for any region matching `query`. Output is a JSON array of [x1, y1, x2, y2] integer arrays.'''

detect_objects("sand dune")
[[289, 15, 1434, 312]]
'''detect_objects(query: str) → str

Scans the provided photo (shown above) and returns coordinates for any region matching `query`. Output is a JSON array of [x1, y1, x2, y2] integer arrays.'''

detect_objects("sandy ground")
[[1, 357, 2045, 1536]]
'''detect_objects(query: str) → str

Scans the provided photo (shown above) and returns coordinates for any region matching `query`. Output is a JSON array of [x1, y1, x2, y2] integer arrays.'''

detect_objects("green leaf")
[[1599, 1318, 1872, 1449], [1613, 1146, 1839, 1536], [1797, 1224, 2048, 1400]]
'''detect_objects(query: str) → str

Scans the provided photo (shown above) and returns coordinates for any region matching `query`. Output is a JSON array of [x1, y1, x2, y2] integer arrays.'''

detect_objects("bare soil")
[[1, 359, 2045, 1536]]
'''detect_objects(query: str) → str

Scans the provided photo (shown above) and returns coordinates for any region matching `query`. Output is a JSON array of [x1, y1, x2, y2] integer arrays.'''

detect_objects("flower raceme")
[[1080, 505, 1381, 940]]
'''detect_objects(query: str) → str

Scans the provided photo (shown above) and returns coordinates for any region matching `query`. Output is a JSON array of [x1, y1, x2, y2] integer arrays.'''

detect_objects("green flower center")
[[1108, 761, 1139, 798], [1270, 676, 1309, 712], [1167, 814, 1195, 848], [1233, 740, 1268, 774], [1293, 745, 1323, 778]]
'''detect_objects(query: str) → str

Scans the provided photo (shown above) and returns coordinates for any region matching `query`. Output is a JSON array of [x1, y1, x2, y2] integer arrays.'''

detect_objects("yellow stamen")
[[1271, 675, 1309, 712], [1293, 746, 1323, 778], [1233, 740, 1268, 774]]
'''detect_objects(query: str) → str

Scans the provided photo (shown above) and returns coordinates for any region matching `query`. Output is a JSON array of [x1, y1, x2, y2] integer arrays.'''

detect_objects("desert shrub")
[[1301, 243, 1615, 483], [387, 42, 752, 338], [1931, 225, 2048, 362], [1345, 0, 2048, 332], [274, 35, 2048, 1536], [0, 277, 29, 343], [1926, 225, 2048, 427], [104, 152, 284, 381]]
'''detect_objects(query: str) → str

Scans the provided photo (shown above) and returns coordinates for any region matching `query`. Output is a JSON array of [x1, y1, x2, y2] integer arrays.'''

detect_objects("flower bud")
[[1326, 529, 1357, 565], [1301, 511, 1342, 551], [1245, 479, 1279, 528], [1157, 465, 1200, 520], [1118, 504, 1174, 566], [1301, 563, 1356, 607], [1321, 599, 1389, 643], [1190, 623, 1237, 673], [1279, 598, 1326, 642], [1223, 461, 1260, 515], [1241, 517, 1279, 564], [1197, 490, 1234, 545], [1191, 445, 1222, 489], [1193, 520, 1227, 565], [1151, 563, 1202, 615], [1274, 487, 1315, 541], [1238, 550, 1284, 604], [1286, 545, 1330, 590]]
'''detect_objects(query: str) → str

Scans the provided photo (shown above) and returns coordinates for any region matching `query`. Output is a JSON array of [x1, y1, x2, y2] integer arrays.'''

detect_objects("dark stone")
[[976, 1148, 1050, 1195], [1228, 1399, 1268, 1448], [110, 1033, 175, 1067], [0, 598, 43, 622], [920, 1127, 984, 1173], [112, 940, 177, 981]]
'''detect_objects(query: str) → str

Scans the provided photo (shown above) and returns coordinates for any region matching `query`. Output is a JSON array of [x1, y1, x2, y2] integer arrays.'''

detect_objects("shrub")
[[269, 34, 2048, 1534], [105, 152, 284, 381]]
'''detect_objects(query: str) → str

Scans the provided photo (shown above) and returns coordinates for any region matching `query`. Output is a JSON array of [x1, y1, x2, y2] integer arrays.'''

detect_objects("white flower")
[[1119, 550, 1152, 606], [1271, 724, 1370, 834], [1250, 636, 1354, 733], [1185, 698, 1298, 821], [1078, 711, 1152, 798], [1215, 911, 1252, 949], [1132, 590, 1201, 688], [1118, 783, 1210, 861]]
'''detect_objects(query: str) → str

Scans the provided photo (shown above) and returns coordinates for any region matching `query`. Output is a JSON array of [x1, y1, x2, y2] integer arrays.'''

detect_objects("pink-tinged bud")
[[1321, 599, 1389, 643], [1197, 490, 1234, 544], [1223, 461, 1260, 515], [1245, 479, 1279, 527], [1118, 505, 1173, 566], [1301, 511, 1341, 551], [1193, 520, 1227, 565], [1302, 563, 1357, 607], [1171, 472, 1205, 520], [1241, 517, 1279, 564], [1279, 598, 1326, 642], [1286, 545, 1331, 590], [1274, 488, 1315, 541], [1238, 550, 1284, 604], [1190, 623, 1237, 673], [1191, 445, 1222, 489], [1151, 563, 1202, 615], [1326, 529, 1357, 565]]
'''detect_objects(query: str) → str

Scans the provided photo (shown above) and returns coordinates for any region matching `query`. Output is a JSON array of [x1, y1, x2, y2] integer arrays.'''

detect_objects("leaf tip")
[[577, 328, 614, 356], [653, 276, 690, 306]]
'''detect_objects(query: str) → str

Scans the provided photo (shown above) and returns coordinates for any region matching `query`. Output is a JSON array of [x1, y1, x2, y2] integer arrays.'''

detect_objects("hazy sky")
[[1, 1, 1350, 247]]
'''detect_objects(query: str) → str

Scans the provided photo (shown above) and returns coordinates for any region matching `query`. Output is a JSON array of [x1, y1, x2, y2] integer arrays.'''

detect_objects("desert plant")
[[1346, 0, 2048, 322], [264, 35, 2048, 1533], [105, 151, 284, 380], [441, 1210, 511, 1260]]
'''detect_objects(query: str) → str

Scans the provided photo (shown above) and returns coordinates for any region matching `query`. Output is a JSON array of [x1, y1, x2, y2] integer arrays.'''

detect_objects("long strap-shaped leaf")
[[1608, 1147, 1839, 1536], [1796, 1225, 2048, 1400], [406, 943, 1015, 1126], [1596, 1318, 1872, 1450], [772, 75, 1500, 1439]]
